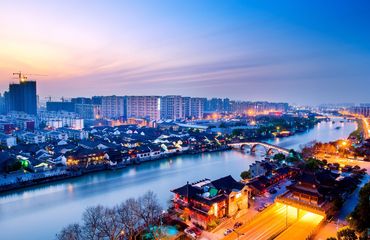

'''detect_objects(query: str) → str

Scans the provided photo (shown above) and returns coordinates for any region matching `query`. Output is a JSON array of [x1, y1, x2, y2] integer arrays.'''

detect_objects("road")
[[361, 117, 370, 140], [223, 203, 297, 240], [275, 212, 324, 240]]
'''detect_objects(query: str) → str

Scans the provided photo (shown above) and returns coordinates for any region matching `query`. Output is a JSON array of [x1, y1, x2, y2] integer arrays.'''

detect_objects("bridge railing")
[[228, 141, 290, 153], [275, 195, 327, 216]]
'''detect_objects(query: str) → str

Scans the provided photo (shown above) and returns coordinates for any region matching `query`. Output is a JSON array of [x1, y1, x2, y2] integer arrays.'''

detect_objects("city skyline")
[[1, 1, 370, 105]]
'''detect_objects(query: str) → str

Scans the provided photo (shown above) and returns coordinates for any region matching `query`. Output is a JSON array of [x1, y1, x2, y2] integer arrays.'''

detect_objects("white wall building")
[[22, 132, 46, 144], [0, 133, 17, 147], [160, 95, 184, 120], [39, 111, 84, 130], [101, 96, 125, 119], [126, 96, 161, 120]]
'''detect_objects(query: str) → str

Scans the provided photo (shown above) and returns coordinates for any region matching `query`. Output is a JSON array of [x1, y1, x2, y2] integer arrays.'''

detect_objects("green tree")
[[219, 122, 227, 128], [304, 158, 324, 171], [286, 156, 299, 163], [348, 181, 370, 233], [333, 197, 344, 212], [240, 170, 252, 180], [232, 129, 243, 137], [337, 227, 357, 240], [273, 153, 285, 162], [5, 160, 22, 172]]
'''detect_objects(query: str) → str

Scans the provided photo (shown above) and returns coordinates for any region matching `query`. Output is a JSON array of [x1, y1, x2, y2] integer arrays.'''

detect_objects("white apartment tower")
[[126, 96, 161, 120], [101, 96, 125, 119], [160, 95, 184, 120]]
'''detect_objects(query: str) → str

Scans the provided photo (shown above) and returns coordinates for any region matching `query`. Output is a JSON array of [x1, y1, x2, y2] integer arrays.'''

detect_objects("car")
[[263, 202, 271, 208], [233, 222, 242, 229], [191, 227, 202, 236], [184, 228, 197, 239], [224, 229, 233, 236], [269, 188, 277, 194]]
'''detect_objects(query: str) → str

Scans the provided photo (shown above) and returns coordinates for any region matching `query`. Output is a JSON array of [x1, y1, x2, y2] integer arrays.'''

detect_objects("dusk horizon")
[[1, 1, 370, 105]]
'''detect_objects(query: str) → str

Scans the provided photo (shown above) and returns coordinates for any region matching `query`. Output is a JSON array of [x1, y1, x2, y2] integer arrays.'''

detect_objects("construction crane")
[[12, 71, 47, 82]]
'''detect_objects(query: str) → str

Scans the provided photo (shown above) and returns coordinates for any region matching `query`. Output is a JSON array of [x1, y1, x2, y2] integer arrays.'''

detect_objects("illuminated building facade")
[[171, 175, 249, 229]]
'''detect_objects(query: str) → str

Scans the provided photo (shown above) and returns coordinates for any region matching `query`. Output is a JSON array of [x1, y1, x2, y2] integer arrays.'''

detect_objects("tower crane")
[[12, 71, 47, 82]]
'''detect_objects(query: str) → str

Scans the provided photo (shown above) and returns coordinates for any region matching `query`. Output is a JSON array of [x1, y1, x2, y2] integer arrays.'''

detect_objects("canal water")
[[0, 120, 357, 240]]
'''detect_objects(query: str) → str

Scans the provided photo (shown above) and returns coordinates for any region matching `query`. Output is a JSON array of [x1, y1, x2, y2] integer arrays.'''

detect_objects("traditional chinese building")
[[171, 175, 249, 229]]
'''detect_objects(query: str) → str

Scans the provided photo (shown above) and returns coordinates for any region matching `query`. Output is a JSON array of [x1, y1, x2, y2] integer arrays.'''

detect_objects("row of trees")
[[327, 181, 370, 240], [56, 191, 163, 240], [301, 140, 356, 160], [327, 227, 358, 240], [348, 181, 370, 238]]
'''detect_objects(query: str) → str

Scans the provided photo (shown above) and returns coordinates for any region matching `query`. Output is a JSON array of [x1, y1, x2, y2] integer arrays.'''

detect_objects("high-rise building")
[[75, 103, 102, 120], [101, 96, 125, 119], [223, 98, 231, 113], [46, 101, 75, 112], [160, 95, 184, 120], [190, 98, 206, 119], [348, 105, 370, 117], [5, 79, 37, 115], [126, 96, 160, 120], [206, 98, 224, 112], [182, 97, 191, 118], [0, 94, 6, 114]]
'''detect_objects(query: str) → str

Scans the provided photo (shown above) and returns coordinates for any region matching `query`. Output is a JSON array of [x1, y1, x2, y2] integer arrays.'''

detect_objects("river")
[[0, 120, 357, 240]]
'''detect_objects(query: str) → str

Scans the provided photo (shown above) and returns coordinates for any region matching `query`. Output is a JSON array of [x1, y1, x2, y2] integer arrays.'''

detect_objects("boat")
[[335, 126, 341, 130]]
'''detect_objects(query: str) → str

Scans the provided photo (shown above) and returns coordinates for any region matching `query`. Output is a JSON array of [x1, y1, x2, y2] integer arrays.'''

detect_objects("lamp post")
[[118, 230, 125, 240]]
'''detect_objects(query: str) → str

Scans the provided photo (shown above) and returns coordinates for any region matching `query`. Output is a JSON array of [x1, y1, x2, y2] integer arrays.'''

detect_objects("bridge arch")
[[228, 142, 290, 156], [250, 143, 268, 153]]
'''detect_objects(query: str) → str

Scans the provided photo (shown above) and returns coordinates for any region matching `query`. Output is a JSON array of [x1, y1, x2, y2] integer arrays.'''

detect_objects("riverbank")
[[0, 118, 352, 193], [0, 145, 231, 193]]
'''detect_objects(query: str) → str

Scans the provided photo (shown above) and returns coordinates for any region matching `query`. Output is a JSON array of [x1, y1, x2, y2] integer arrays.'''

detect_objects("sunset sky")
[[1, 0, 369, 104]]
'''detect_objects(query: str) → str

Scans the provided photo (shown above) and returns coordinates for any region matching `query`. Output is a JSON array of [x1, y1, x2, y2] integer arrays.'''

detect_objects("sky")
[[0, 0, 369, 105]]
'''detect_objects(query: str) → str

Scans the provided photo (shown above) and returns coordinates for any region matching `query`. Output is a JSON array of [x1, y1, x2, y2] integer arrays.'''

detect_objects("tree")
[[304, 158, 324, 171], [219, 122, 227, 128], [137, 191, 163, 227], [333, 196, 344, 212], [116, 198, 141, 239], [56, 191, 163, 240], [96, 207, 123, 240], [240, 170, 251, 180], [56, 224, 82, 240], [348, 181, 370, 233], [273, 153, 285, 162], [337, 227, 357, 240], [232, 129, 243, 137], [81, 205, 105, 240], [301, 146, 315, 159], [286, 156, 299, 163]]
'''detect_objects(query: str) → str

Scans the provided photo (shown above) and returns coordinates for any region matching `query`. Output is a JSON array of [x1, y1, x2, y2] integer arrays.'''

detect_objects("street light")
[[118, 230, 125, 240]]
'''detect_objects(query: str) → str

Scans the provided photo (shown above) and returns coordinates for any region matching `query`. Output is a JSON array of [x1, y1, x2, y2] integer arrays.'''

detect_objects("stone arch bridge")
[[228, 141, 290, 155]]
